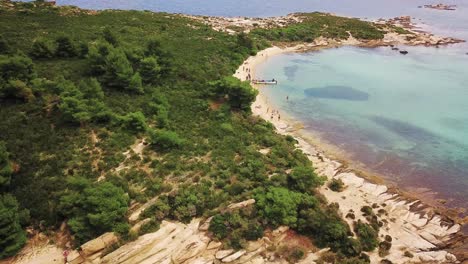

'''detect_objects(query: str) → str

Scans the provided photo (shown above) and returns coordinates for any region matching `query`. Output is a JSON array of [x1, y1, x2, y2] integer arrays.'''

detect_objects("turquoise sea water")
[[256, 46, 468, 209], [20, 0, 468, 209]]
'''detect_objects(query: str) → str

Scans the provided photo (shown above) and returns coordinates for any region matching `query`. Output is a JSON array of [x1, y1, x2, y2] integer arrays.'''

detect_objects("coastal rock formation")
[[184, 14, 303, 34], [189, 13, 465, 48], [66, 232, 118, 264], [294, 138, 460, 264], [74, 218, 301, 264]]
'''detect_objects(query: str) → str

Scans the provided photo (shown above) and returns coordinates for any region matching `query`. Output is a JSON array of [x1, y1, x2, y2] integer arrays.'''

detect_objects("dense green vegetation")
[[251, 13, 385, 42], [0, 1, 383, 260]]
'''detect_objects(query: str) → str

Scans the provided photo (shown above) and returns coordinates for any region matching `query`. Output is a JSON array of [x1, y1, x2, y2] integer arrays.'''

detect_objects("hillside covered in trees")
[[0, 1, 393, 263]]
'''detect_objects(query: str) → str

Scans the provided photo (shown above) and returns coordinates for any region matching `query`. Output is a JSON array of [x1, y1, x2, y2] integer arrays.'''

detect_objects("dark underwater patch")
[[284, 65, 298, 81], [370, 116, 436, 142], [304, 85, 369, 101]]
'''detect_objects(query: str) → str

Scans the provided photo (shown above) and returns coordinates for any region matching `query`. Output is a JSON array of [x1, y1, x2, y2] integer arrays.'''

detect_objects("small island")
[[420, 4, 457, 11]]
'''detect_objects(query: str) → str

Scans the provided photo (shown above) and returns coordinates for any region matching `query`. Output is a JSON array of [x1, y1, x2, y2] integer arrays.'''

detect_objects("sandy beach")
[[234, 44, 463, 263]]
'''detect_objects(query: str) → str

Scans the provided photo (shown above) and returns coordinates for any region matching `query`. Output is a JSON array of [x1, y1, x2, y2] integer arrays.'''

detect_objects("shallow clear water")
[[256, 46, 468, 209]]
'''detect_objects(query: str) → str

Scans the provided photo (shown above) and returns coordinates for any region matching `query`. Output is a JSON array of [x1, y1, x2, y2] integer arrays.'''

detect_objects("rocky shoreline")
[[187, 13, 465, 48]]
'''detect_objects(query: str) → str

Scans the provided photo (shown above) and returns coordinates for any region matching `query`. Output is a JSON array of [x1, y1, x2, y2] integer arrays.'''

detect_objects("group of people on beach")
[[267, 107, 281, 121], [242, 65, 251, 81]]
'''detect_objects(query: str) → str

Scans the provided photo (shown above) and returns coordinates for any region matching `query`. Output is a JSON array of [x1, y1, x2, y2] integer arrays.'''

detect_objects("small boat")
[[400, 50, 409, 55], [252, 79, 278, 85]]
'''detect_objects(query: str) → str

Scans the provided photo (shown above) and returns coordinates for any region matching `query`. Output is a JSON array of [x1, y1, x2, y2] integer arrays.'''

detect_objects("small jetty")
[[252, 79, 278, 85]]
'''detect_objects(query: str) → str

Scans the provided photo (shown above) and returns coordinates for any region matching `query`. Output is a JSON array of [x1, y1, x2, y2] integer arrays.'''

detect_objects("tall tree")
[[58, 78, 108, 124], [237, 32, 256, 53], [0, 55, 35, 82], [102, 48, 134, 89], [102, 27, 119, 47], [55, 35, 77, 58], [30, 39, 54, 59], [0, 35, 12, 55], [288, 166, 324, 192], [139, 56, 161, 84], [0, 194, 27, 259], [87, 41, 113, 76], [58, 177, 129, 244], [145, 37, 172, 75], [210, 76, 258, 111], [0, 142, 13, 189]]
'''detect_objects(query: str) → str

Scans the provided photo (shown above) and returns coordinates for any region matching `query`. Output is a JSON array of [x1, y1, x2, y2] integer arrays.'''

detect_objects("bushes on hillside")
[[254, 186, 317, 227], [101, 48, 137, 90], [209, 76, 258, 111], [0, 142, 13, 190], [58, 177, 129, 244], [0, 80, 35, 102], [149, 129, 184, 150], [354, 220, 379, 251], [0, 35, 12, 55], [85, 36, 172, 93], [297, 204, 360, 256], [30, 39, 54, 59], [121, 111, 147, 132], [288, 166, 325, 192], [139, 56, 162, 84], [209, 210, 263, 249], [58, 78, 110, 124], [102, 27, 119, 47], [55, 35, 77, 58], [0, 54, 36, 101], [0, 55, 35, 82]]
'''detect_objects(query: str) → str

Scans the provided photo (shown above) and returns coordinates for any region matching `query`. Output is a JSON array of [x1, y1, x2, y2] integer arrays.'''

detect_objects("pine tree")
[[128, 72, 143, 93], [139, 56, 161, 84], [0, 142, 13, 189], [55, 36, 77, 58], [102, 48, 134, 89], [0, 194, 27, 259], [30, 39, 54, 59]]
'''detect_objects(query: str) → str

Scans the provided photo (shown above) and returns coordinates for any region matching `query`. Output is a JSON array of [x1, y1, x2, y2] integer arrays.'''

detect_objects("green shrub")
[[288, 166, 324, 192], [354, 220, 379, 251], [0, 54, 36, 82], [139, 56, 161, 84], [55, 35, 77, 57], [328, 178, 345, 192], [149, 129, 184, 150], [122, 111, 147, 132], [30, 39, 54, 59], [58, 178, 129, 244], [209, 76, 258, 112]]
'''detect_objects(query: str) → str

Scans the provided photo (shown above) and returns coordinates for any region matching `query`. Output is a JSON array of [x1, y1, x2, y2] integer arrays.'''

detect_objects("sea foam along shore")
[[234, 44, 462, 263]]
